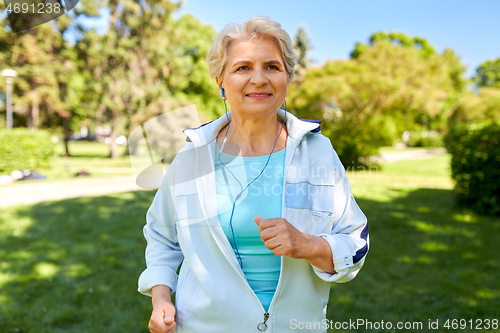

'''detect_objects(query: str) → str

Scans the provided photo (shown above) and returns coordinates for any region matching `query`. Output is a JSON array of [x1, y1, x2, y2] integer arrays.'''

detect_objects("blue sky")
[[3, 0, 500, 79], [171, 0, 500, 78]]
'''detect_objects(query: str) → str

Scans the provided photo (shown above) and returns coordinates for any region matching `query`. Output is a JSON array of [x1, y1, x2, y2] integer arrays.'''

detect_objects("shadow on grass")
[[0, 188, 498, 333], [0, 191, 156, 333], [327, 188, 500, 332]]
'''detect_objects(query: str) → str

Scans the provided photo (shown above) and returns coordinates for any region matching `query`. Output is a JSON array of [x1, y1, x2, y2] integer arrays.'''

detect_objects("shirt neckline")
[[215, 143, 286, 162]]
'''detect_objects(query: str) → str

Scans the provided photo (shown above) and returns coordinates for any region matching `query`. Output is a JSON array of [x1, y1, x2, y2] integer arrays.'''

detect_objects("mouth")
[[246, 93, 272, 99]]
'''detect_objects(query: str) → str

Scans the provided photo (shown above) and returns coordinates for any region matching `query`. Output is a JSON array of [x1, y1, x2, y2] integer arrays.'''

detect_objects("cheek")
[[226, 78, 246, 96], [278, 79, 289, 96]]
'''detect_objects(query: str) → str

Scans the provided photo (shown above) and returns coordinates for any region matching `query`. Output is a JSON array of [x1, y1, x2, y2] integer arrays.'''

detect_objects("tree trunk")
[[63, 116, 71, 157], [109, 110, 118, 158], [31, 99, 39, 130]]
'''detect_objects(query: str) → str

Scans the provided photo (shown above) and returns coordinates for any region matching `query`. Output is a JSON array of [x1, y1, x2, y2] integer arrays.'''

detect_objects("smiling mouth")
[[246, 93, 272, 97]]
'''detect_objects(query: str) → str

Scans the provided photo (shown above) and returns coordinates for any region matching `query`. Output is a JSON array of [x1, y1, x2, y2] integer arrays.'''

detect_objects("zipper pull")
[[257, 312, 269, 331]]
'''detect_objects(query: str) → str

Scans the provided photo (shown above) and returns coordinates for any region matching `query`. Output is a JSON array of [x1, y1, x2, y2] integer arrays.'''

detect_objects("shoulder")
[[298, 118, 322, 134], [299, 128, 344, 169]]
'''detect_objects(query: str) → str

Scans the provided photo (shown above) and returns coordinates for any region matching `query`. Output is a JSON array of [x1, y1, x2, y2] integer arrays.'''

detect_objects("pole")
[[6, 76, 13, 130], [1, 69, 17, 130]]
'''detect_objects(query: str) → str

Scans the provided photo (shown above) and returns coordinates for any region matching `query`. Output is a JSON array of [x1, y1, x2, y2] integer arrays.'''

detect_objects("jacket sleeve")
[[311, 150, 369, 283], [138, 172, 184, 297]]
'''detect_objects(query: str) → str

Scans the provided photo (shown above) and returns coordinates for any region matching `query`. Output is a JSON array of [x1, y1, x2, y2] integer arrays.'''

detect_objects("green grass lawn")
[[1, 141, 133, 185], [377, 146, 445, 155], [0, 154, 499, 332]]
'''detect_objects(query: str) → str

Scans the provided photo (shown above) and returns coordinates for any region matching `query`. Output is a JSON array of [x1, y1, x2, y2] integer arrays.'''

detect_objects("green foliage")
[[293, 24, 312, 83], [448, 88, 500, 127], [0, 129, 56, 173], [0, 18, 69, 129], [474, 57, 500, 88], [409, 131, 444, 147], [446, 123, 500, 216], [289, 37, 465, 165], [74, 3, 220, 158], [352, 32, 467, 96], [351, 31, 436, 59], [1, 1, 220, 158]]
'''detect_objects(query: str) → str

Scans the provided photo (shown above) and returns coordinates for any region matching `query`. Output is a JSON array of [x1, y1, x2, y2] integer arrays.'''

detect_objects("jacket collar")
[[182, 109, 320, 148]]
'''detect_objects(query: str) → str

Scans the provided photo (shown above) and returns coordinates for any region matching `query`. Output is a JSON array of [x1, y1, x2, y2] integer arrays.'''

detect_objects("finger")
[[254, 215, 264, 226], [164, 315, 175, 325], [259, 225, 279, 242], [270, 244, 285, 256], [166, 322, 177, 333], [149, 315, 167, 333], [164, 304, 176, 325], [261, 233, 283, 249], [256, 217, 280, 233]]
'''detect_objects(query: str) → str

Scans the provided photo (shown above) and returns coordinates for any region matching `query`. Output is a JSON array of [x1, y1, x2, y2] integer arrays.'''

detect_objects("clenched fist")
[[149, 300, 176, 333], [254, 215, 336, 274], [150, 285, 177, 333], [254, 215, 311, 259]]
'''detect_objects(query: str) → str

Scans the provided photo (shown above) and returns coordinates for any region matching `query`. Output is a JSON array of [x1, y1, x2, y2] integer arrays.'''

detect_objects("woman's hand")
[[254, 216, 336, 274], [150, 285, 177, 333], [254, 215, 309, 258]]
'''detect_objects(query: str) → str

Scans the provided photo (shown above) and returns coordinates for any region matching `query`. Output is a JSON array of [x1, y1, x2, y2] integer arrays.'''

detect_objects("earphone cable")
[[218, 97, 287, 269]]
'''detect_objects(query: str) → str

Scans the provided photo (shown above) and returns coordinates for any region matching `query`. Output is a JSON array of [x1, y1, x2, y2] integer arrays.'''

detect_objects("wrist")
[[299, 233, 321, 260], [152, 285, 173, 306]]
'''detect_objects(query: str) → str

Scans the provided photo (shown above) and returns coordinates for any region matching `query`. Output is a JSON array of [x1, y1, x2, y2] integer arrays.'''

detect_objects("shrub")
[[409, 131, 444, 147], [0, 129, 56, 173], [445, 122, 500, 216]]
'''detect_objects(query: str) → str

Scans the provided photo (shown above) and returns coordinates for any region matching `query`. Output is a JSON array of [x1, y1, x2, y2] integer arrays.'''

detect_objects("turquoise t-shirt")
[[215, 143, 285, 311]]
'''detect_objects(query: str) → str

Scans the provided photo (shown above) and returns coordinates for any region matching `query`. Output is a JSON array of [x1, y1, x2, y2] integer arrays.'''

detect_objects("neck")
[[219, 110, 287, 156]]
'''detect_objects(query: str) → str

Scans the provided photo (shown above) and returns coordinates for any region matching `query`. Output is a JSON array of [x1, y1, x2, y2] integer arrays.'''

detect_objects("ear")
[[215, 77, 224, 100]]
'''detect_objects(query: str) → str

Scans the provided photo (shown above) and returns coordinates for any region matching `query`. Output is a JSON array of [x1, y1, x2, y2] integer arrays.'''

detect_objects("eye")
[[267, 65, 279, 70], [236, 66, 249, 71]]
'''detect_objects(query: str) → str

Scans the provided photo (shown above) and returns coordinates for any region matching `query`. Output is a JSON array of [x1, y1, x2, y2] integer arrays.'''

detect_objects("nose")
[[250, 67, 268, 87]]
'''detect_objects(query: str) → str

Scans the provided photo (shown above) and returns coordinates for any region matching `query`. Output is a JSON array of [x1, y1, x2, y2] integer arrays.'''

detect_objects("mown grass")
[[2, 141, 132, 185], [0, 154, 499, 332], [0, 192, 154, 333], [377, 146, 445, 155], [329, 154, 500, 332]]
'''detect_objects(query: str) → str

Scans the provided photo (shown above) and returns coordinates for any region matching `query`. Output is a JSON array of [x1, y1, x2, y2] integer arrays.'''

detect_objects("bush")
[[409, 131, 444, 147], [445, 122, 500, 216], [0, 129, 56, 173]]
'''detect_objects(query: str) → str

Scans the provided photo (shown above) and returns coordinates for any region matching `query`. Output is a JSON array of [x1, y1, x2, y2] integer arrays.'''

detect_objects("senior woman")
[[138, 16, 369, 333]]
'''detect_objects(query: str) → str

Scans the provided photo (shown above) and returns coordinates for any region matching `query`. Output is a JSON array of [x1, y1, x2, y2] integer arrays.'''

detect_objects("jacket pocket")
[[284, 182, 335, 214], [284, 182, 335, 235]]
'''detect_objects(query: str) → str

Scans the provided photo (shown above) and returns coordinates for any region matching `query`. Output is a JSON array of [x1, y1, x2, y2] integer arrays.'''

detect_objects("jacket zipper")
[[257, 312, 269, 331], [253, 136, 301, 331], [194, 133, 304, 331]]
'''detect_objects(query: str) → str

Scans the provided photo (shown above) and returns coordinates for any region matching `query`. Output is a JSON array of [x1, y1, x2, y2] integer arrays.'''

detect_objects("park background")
[[1, 0, 499, 332]]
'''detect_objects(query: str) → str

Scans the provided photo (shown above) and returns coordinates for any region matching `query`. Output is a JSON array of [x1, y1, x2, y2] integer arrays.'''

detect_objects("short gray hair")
[[206, 16, 298, 84]]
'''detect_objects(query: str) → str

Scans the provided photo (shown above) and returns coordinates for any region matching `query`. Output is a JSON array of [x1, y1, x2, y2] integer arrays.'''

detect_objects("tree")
[[350, 31, 436, 59], [293, 24, 312, 83], [287, 38, 466, 165], [352, 32, 466, 94], [76, 1, 219, 158], [474, 57, 500, 88], [447, 88, 500, 127], [0, 19, 64, 130], [0, 0, 106, 156]]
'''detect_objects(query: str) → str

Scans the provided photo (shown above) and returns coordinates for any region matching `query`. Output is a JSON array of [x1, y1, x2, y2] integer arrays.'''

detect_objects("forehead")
[[225, 35, 283, 63]]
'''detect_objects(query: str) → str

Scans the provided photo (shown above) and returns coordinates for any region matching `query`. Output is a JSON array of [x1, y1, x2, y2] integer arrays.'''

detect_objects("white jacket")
[[138, 109, 369, 333]]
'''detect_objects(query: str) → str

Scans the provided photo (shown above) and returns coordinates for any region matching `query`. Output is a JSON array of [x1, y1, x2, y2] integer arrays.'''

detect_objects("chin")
[[242, 102, 280, 112]]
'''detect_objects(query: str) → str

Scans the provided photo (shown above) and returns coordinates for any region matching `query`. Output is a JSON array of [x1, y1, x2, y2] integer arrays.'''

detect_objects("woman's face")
[[217, 35, 289, 117]]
